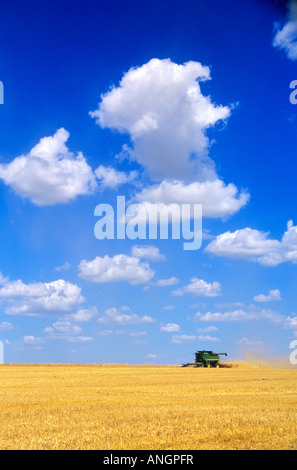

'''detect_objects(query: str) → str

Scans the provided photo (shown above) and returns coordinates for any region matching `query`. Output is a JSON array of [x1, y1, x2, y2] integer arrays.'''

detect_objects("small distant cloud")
[[55, 262, 71, 272], [66, 307, 98, 323], [130, 331, 147, 337], [198, 326, 218, 333], [95, 165, 138, 189], [197, 334, 219, 342], [162, 305, 175, 310], [253, 289, 282, 303], [172, 277, 221, 298], [22, 336, 45, 348], [171, 334, 197, 344], [155, 277, 179, 287], [98, 306, 155, 325], [44, 321, 82, 340], [146, 353, 157, 359], [194, 306, 283, 323], [131, 245, 166, 261], [0, 321, 16, 331], [160, 323, 180, 333]]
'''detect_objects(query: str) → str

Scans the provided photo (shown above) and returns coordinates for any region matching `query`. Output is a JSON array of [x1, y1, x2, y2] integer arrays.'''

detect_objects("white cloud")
[[0, 128, 97, 205], [286, 315, 297, 329], [205, 220, 297, 266], [172, 277, 221, 297], [90, 58, 231, 181], [78, 254, 155, 285], [160, 323, 180, 333], [66, 307, 98, 323], [22, 335, 45, 346], [0, 278, 84, 316], [197, 326, 218, 333], [44, 321, 83, 340], [54, 262, 71, 272], [155, 277, 179, 287], [194, 306, 284, 323], [97, 329, 113, 336], [98, 306, 155, 325], [237, 337, 267, 348], [171, 334, 197, 344], [0, 321, 15, 331], [95, 165, 138, 189], [130, 331, 147, 337], [134, 179, 249, 219], [131, 245, 166, 261], [273, 1, 297, 60], [214, 302, 245, 309], [67, 336, 94, 343], [197, 334, 219, 342], [254, 289, 282, 303], [146, 353, 157, 359]]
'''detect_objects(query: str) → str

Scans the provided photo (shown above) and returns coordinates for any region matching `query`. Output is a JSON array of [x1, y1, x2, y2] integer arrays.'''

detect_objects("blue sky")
[[0, 0, 297, 364]]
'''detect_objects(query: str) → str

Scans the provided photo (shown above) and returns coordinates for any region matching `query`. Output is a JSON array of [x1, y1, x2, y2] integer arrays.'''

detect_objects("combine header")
[[182, 350, 227, 368]]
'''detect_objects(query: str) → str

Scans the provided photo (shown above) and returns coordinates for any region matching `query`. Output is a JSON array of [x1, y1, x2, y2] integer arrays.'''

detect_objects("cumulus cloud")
[[134, 179, 249, 219], [78, 254, 155, 285], [90, 58, 249, 221], [66, 307, 98, 323], [0, 128, 97, 205], [44, 321, 86, 340], [0, 278, 84, 316], [98, 306, 155, 325], [273, 1, 297, 60], [90, 58, 231, 181], [131, 245, 166, 261], [172, 277, 221, 297], [160, 323, 180, 333], [95, 165, 138, 189], [253, 289, 282, 303], [205, 220, 297, 266]]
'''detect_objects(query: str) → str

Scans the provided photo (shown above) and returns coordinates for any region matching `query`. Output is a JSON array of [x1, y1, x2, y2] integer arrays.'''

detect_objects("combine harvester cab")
[[182, 350, 227, 368]]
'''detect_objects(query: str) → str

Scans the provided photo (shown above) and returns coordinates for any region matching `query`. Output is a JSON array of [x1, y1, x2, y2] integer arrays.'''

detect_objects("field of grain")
[[0, 363, 296, 450]]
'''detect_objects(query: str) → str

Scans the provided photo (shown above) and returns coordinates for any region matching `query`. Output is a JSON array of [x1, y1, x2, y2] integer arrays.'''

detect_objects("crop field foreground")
[[0, 364, 297, 450]]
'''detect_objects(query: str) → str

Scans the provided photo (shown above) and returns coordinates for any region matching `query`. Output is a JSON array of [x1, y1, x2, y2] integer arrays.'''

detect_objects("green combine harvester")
[[182, 350, 227, 368]]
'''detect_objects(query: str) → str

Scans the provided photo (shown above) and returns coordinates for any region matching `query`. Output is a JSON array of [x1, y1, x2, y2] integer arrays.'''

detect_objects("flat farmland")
[[0, 364, 296, 450]]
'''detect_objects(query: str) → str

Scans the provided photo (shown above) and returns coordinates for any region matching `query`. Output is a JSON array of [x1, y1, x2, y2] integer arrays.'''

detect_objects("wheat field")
[[0, 363, 296, 450]]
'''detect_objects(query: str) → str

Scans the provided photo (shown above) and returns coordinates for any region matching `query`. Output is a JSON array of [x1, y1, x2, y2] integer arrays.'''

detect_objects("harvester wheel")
[[206, 363, 211, 368]]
